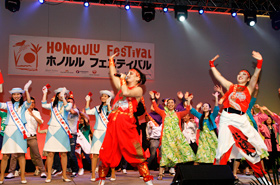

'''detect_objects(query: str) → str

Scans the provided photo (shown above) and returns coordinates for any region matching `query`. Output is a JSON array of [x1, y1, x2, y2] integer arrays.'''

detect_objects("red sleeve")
[[177, 105, 190, 119], [152, 101, 166, 118]]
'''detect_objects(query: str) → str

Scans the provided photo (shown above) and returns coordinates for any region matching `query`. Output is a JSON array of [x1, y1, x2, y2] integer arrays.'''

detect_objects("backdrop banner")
[[8, 35, 155, 79]]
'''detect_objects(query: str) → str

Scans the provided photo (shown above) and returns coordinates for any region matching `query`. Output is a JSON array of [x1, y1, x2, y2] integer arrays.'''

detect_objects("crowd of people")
[[0, 51, 279, 185]]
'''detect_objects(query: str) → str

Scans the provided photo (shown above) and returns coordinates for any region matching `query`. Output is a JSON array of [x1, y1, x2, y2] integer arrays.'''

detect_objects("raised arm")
[[109, 53, 121, 90], [209, 55, 233, 90], [85, 95, 91, 109], [212, 91, 220, 107], [149, 91, 165, 116], [24, 80, 32, 104], [247, 51, 263, 94], [42, 86, 48, 103]]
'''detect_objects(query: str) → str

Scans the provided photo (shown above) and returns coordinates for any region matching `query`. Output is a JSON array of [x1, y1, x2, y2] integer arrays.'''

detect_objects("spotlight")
[[231, 9, 237, 17], [142, 4, 155, 22], [174, 5, 188, 22], [83, 0, 89, 7], [38, 0, 44, 4], [5, 0, 20, 12], [270, 11, 280, 30], [125, 2, 130, 10], [163, 6, 168, 13], [198, 7, 204, 15], [244, 9, 257, 27]]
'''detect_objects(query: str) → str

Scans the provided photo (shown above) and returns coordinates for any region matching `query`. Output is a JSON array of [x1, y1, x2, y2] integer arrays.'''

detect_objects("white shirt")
[[146, 121, 162, 139], [182, 121, 197, 143], [67, 108, 79, 135], [25, 109, 44, 137]]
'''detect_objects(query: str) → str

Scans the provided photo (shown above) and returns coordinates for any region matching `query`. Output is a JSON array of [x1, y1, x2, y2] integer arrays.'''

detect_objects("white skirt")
[[1, 125, 27, 154], [215, 110, 267, 164], [43, 125, 70, 152], [90, 129, 106, 154]]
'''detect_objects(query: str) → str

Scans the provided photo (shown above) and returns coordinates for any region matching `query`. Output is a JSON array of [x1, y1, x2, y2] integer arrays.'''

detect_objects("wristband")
[[151, 98, 155, 100], [209, 60, 215, 68], [256, 59, 263, 69], [120, 78, 126, 86], [109, 58, 115, 67]]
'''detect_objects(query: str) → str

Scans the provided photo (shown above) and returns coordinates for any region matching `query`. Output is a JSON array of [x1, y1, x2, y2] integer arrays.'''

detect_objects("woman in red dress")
[[97, 53, 153, 185]]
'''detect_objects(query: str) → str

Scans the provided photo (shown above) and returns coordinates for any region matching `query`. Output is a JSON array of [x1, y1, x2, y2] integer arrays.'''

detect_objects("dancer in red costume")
[[97, 53, 153, 185], [210, 51, 270, 184]]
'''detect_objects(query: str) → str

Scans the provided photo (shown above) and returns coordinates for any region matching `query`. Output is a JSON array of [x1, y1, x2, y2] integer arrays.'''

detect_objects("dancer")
[[149, 91, 196, 180], [210, 51, 269, 183], [66, 97, 79, 177], [85, 90, 115, 182], [76, 112, 92, 176], [42, 87, 72, 183], [259, 106, 280, 171], [0, 81, 32, 184], [188, 92, 220, 164], [97, 53, 153, 185]]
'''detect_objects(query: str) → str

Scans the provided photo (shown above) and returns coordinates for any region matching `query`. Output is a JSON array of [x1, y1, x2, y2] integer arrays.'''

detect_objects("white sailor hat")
[[99, 90, 114, 98], [9, 87, 25, 94], [54, 87, 70, 94]]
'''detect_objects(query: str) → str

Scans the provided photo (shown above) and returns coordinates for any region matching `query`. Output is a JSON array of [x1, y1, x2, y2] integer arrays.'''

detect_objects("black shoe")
[[71, 172, 78, 178]]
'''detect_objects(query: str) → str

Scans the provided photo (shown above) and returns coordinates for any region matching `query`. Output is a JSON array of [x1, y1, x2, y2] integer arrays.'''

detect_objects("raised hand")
[[212, 91, 220, 98], [149, 91, 155, 99], [177, 91, 183, 100], [196, 102, 203, 110], [155, 92, 160, 99], [24, 80, 32, 91], [85, 95, 91, 102], [252, 51, 262, 60], [214, 85, 223, 94], [42, 86, 48, 94]]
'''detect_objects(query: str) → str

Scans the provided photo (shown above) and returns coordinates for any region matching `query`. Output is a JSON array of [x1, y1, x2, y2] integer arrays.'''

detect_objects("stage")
[[1, 170, 255, 185]]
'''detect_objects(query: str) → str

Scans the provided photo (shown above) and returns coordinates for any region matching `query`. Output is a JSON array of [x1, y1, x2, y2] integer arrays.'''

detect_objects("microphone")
[[114, 73, 121, 77]]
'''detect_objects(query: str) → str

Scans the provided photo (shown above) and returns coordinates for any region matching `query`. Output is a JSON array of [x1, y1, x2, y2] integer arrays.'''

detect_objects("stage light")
[[142, 4, 155, 22], [174, 5, 188, 22], [163, 6, 168, 13], [125, 3, 130, 10], [244, 9, 257, 27], [83, 0, 89, 7], [231, 9, 237, 17], [5, 0, 20, 12], [38, 0, 44, 4], [198, 7, 204, 15], [270, 11, 280, 30]]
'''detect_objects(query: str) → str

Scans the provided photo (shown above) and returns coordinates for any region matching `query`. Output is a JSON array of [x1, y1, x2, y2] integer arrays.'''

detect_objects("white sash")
[[6, 101, 28, 139], [95, 107, 108, 129], [51, 106, 73, 139]]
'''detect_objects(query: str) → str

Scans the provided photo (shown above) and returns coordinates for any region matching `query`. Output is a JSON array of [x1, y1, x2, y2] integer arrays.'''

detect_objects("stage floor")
[[0, 170, 261, 185]]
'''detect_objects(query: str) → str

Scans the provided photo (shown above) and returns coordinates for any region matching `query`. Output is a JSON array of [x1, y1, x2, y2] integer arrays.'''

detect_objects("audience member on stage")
[[76, 112, 92, 176], [97, 53, 153, 185], [85, 90, 115, 182], [187, 92, 220, 164], [210, 51, 270, 183], [149, 91, 196, 180], [0, 81, 32, 184], [182, 114, 198, 155], [259, 106, 280, 171], [66, 96, 79, 178], [146, 112, 162, 169], [42, 87, 72, 182]]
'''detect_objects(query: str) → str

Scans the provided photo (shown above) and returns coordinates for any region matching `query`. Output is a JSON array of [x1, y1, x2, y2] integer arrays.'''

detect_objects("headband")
[[240, 70, 251, 78], [129, 69, 140, 78]]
